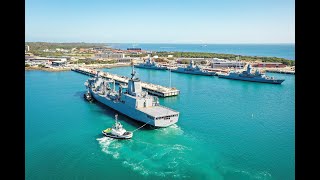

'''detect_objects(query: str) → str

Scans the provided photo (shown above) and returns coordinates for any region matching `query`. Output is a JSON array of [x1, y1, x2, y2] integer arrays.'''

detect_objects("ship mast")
[[131, 62, 136, 79], [169, 67, 171, 88], [115, 114, 118, 124], [236, 55, 240, 71]]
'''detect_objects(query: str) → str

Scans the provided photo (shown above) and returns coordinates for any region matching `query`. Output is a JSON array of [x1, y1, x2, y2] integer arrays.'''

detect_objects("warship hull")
[[89, 89, 178, 127], [218, 75, 284, 84]]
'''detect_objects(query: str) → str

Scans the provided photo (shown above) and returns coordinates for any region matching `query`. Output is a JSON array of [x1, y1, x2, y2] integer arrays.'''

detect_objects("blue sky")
[[25, 0, 295, 43]]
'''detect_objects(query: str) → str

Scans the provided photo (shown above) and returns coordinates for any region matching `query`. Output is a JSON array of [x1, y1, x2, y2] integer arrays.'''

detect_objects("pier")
[[72, 67, 180, 97], [266, 69, 295, 75]]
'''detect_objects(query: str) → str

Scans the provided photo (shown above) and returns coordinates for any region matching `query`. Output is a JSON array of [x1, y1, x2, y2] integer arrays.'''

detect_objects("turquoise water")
[[26, 67, 295, 179], [108, 43, 295, 60]]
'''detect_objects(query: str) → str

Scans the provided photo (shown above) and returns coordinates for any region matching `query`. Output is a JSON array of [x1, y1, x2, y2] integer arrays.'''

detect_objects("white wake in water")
[[96, 131, 194, 178], [215, 165, 272, 180], [154, 124, 184, 136], [96, 137, 121, 159]]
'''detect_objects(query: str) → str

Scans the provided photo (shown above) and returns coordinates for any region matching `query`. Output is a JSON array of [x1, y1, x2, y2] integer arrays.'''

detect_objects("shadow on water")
[[94, 134, 104, 140], [159, 95, 179, 102], [74, 91, 86, 98]]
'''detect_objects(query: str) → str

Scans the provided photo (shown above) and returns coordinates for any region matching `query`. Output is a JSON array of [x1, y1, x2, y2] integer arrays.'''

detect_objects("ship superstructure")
[[134, 58, 167, 70], [171, 60, 216, 76]]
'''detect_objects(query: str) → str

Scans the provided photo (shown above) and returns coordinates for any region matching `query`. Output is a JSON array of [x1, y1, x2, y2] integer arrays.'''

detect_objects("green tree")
[[180, 59, 190, 64]]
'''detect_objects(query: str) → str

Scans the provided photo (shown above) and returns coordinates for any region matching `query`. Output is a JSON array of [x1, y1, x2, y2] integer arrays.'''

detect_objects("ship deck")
[[138, 105, 179, 118]]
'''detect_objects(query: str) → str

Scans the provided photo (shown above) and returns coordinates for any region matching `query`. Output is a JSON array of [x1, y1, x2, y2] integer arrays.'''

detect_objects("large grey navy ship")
[[134, 58, 167, 70], [218, 64, 285, 84], [171, 60, 216, 76], [84, 66, 179, 127]]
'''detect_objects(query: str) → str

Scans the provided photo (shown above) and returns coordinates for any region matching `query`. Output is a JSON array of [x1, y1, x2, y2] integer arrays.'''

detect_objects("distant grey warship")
[[134, 58, 167, 70], [171, 60, 216, 76], [84, 66, 179, 127], [218, 64, 285, 84]]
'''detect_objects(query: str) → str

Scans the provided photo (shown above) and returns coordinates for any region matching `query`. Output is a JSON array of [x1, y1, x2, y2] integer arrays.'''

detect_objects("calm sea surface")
[[26, 67, 294, 179], [108, 43, 295, 60]]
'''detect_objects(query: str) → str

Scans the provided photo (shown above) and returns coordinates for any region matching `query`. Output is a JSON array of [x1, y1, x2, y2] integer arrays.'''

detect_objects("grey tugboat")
[[102, 114, 133, 139]]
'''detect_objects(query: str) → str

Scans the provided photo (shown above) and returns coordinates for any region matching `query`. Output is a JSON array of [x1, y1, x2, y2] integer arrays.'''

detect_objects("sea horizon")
[[26, 42, 295, 60], [26, 41, 295, 45], [107, 43, 295, 60]]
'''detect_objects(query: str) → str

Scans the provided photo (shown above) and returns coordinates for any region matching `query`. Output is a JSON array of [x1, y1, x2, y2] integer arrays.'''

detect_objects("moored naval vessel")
[[171, 60, 216, 76], [217, 64, 285, 84], [84, 66, 179, 127], [134, 58, 167, 70]]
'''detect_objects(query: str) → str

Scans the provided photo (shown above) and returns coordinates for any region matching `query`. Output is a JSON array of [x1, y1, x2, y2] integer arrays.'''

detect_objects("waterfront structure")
[[51, 59, 67, 66], [25, 54, 34, 60], [127, 48, 144, 54], [218, 64, 285, 84], [27, 59, 50, 66], [252, 62, 286, 68], [95, 52, 125, 59], [117, 57, 132, 63], [27, 57, 67, 61], [171, 60, 216, 76], [265, 69, 295, 74], [26, 57, 68, 66], [127, 48, 141, 52], [176, 58, 206, 63], [211, 59, 245, 68], [84, 66, 180, 127], [134, 58, 167, 70]]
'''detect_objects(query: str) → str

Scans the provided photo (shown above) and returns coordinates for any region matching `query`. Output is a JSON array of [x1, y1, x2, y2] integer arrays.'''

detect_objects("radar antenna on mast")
[[131, 64, 136, 79]]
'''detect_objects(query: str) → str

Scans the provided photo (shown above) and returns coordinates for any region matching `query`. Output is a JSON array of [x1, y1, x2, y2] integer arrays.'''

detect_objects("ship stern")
[[154, 115, 179, 127]]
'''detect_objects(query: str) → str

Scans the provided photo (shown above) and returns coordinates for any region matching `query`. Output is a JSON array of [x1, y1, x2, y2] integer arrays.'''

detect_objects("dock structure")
[[72, 67, 180, 97], [266, 69, 295, 75]]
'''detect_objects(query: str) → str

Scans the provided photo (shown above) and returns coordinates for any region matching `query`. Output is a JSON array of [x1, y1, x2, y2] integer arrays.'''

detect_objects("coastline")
[[25, 63, 295, 75], [25, 66, 71, 72], [25, 63, 131, 72]]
